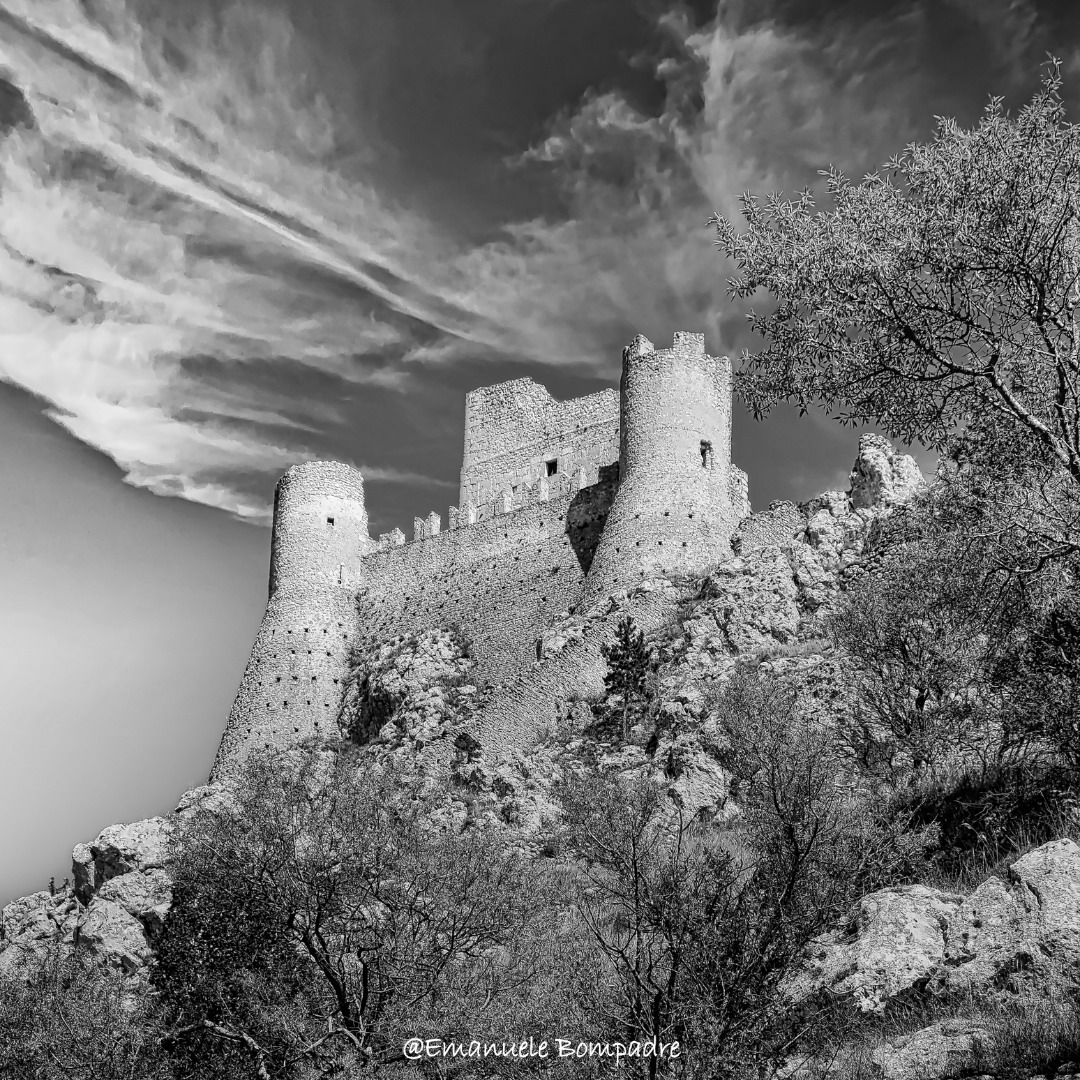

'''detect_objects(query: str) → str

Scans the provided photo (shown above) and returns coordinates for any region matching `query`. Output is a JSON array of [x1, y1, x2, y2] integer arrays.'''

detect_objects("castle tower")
[[582, 332, 738, 600], [211, 461, 372, 777]]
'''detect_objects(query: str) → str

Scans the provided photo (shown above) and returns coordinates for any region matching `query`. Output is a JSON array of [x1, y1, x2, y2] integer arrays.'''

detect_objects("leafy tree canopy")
[[712, 62, 1080, 491]]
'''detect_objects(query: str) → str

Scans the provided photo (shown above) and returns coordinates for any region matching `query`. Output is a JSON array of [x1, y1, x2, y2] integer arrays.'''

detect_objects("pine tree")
[[601, 616, 656, 742]]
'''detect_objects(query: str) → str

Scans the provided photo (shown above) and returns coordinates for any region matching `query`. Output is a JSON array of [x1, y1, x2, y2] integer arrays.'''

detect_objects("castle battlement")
[[212, 332, 745, 777], [378, 461, 609, 549]]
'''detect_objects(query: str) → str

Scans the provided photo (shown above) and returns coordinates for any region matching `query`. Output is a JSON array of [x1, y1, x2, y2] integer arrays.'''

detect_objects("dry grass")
[[796, 977, 1080, 1080]]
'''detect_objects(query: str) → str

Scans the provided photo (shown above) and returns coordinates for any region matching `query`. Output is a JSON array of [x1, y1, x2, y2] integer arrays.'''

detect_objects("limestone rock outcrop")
[[787, 839, 1080, 1013], [0, 785, 235, 983], [783, 885, 964, 1013], [848, 433, 924, 511], [72, 816, 170, 905], [0, 888, 81, 977], [941, 838, 1080, 992], [342, 628, 477, 751]]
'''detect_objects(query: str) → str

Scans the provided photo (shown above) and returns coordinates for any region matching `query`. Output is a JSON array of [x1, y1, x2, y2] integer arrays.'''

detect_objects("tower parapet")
[[270, 461, 371, 595], [583, 332, 738, 599]]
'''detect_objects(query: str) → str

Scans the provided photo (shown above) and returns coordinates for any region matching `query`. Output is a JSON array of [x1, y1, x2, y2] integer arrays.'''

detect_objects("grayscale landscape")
[[1, 1, 1080, 1077]]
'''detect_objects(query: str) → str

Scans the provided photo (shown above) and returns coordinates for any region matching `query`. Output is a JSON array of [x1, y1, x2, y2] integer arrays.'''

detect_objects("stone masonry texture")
[[213, 331, 770, 775], [459, 378, 619, 509]]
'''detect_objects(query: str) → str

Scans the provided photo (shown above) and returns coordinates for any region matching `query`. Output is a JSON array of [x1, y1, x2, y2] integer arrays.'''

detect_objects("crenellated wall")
[[215, 330, 744, 776], [355, 468, 617, 687]]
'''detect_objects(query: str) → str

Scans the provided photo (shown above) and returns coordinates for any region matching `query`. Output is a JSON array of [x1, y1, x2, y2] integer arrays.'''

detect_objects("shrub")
[[0, 945, 167, 1080], [155, 749, 554, 1075], [556, 665, 931, 1078]]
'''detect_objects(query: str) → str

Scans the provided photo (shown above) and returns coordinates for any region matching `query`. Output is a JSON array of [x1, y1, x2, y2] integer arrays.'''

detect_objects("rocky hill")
[[4, 434, 1079, 1080]]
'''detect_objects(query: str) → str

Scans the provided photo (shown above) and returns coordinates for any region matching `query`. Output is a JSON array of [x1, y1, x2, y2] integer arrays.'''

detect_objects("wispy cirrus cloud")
[[0, 0, 483, 518], [0, 0, 1066, 521]]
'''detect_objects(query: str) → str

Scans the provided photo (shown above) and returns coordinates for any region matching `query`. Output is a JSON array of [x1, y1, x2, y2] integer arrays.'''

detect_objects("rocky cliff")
[[8, 435, 1079, 1079]]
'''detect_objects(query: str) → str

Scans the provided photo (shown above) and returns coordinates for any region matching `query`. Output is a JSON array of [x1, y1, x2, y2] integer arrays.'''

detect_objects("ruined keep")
[[212, 332, 752, 776]]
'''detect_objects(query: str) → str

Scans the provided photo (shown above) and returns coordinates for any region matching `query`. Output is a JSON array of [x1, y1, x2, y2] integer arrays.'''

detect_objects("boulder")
[[871, 1019, 988, 1080], [72, 817, 171, 904], [95, 868, 173, 941], [174, 783, 235, 820], [784, 885, 963, 1012], [942, 838, 1080, 991], [788, 840, 1080, 1016], [76, 898, 152, 975]]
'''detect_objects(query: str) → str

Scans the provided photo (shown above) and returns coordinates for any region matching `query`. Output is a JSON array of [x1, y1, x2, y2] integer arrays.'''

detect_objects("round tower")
[[269, 460, 371, 595], [212, 460, 373, 778], [582, 332, 737, 601]]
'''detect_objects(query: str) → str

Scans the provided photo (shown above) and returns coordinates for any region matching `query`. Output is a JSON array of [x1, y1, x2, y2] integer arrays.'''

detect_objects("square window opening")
[[327, 516, 335, 526], [545, 459, 558, 477]]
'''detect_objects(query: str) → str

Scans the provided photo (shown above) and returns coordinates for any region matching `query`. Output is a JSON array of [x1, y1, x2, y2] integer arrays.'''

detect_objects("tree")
[[557, 771, 740, 1079], [154, 749, 552, 1076], [600, 617, 658, 742], [711, 63, 1080, 564], [828, 533, 1001, 780]]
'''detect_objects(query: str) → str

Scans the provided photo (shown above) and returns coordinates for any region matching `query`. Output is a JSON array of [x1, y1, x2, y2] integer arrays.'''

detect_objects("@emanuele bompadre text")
[[403, 1036, 681, 1064]]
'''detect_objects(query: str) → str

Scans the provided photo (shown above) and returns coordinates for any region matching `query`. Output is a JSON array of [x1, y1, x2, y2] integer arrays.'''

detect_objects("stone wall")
[[355, 472, 617, 688], [732, 500, 804, 556], [459, 378, 619, 508]]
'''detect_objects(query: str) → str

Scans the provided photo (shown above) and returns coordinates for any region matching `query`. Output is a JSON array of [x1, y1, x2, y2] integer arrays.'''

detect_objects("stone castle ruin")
[[213, 331, 755, 775]]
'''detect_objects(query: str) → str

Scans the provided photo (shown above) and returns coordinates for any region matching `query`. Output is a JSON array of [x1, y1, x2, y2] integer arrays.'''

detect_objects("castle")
[[212, 331, 759, 776]]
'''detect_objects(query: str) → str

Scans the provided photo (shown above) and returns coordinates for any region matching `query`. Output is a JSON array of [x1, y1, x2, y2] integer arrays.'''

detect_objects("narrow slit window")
[[700, 440, 713, 467]]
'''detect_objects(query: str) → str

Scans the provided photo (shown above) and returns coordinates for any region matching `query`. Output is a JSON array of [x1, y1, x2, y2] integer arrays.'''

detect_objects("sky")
[[1, 0, 1079, 904]]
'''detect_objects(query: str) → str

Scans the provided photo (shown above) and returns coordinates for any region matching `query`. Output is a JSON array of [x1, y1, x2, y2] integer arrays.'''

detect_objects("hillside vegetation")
[[3, 67, 1080, 1079]]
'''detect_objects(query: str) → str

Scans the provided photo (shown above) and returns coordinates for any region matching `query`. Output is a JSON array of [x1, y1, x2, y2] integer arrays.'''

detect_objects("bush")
[[0, 945, 167, 1080], [554, 665, 932, 1078], [884, 761, 1079, 890], [155, 749, 555, 1076]]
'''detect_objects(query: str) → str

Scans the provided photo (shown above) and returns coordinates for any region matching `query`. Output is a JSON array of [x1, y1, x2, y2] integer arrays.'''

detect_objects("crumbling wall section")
[[459, 378, 619, 508], [732, 501, 804, 556]]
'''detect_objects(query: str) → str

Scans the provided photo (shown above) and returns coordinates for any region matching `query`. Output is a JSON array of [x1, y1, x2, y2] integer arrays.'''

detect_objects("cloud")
[[0, 0, 481, 517], [442, 4, 934, 376], [451, 0, 1066, 382], [0, 0, 1063, 520]]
